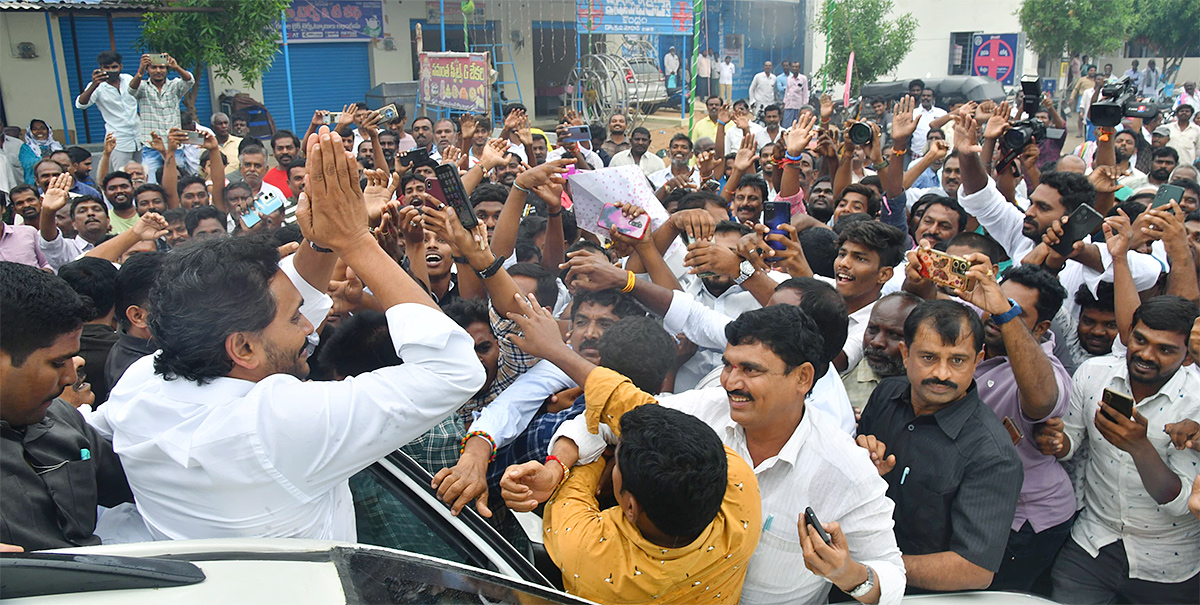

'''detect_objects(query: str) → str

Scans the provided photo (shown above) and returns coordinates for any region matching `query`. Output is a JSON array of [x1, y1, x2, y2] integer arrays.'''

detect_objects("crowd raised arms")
[[3, 45, 1200, 605]]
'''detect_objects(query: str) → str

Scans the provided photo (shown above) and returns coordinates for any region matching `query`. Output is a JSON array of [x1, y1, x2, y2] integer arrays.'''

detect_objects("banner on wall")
[[277, 0, 385, 42], [576, 0, 694, 35], [971, 34, 1020, 86], [419, 52, 492, 113]]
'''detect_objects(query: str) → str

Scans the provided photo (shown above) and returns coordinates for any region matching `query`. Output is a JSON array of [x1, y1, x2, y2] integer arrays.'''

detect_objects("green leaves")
[[815, 0, 917, 94], [139, 0, 291, 114], [1129, 0, 1200, 80], [1018, 0, 1133, 58]]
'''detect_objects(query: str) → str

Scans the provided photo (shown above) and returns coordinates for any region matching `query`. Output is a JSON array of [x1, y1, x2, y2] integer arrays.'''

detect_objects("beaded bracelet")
[[460, 431, 497, 462]]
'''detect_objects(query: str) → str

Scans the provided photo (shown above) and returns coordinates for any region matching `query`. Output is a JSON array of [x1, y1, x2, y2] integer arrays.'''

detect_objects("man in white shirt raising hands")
[[90, 126, 485, 541]]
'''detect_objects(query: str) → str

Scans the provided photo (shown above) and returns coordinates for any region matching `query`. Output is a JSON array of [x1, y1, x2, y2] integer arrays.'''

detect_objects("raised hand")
[[104, 132, 117, 156], [506, 293, 572, 360], [717, 103, 733, 125], [891, 95, 917, 141], [516, 114, 533, 146], [131, 212, 169, 241], [732, 134, 757, 172], [696, 150, 719, 179], [670, 208, 717, 242], [335, 104, 356, 131], [514, 158, 571, 202], [41, 173, 75, 213], [358, 110, 383, 138], [786, 113, 819, 155], [1102, 210, 1132, 257], [299, 126, 371, 251], [459, 114, 478, 144], [1088, 165, 1126, 194], [561, 249, 628, 293], [733, 107, 751, 132], [952, 113, 982, 155], [148, 131, 166, 155], [1165, 419, 1200, 451], [684, 239, 741, 278], [982, 100, 1011, 140], [361, 168, 398, 225], [819, 94, 834, 121], [480, 138, 510, 171]]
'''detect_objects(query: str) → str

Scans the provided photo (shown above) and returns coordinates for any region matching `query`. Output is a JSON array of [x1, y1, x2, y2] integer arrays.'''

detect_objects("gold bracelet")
[[620, 270, 636, 293]]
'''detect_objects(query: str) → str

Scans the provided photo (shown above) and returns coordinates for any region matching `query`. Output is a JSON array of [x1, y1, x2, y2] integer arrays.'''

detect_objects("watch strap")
[[992, 299, 1022, 325], [847, 565, 876, 598]]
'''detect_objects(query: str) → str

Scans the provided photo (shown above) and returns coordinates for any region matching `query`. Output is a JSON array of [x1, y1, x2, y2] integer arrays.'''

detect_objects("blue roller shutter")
[[260, 42, 370, 135], [58, 15, 214, 145]]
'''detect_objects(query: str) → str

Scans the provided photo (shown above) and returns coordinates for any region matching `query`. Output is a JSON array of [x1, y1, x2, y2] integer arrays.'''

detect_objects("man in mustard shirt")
[[502, 301, 761, 604]]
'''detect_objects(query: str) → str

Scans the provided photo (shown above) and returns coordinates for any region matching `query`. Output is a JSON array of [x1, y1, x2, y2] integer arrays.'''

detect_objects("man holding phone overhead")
[[129, 52, 193, 183], [1034, 296, 1200, 603], [76, 51, 143, 171]]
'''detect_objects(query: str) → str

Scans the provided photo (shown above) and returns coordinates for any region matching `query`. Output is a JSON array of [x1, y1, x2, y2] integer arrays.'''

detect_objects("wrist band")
[[784, 151, 804, 161], [621, 270, 636, 293], [309, 241, 334, 253], [513, 183, 530, 194], [547, 209, 563, 217], [717, 119, 727, 126], [546, 455, 571, 490], [451, 255, 469, 264], [892, 147, 908, 157], [992, 299, 1023, 326], [461, 431, 497, 462], [478, 254, 507, 279]]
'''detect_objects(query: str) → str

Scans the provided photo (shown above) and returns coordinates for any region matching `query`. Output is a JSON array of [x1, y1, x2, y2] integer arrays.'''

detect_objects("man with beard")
[[492, 152, 521, 186], [264, 130, 300, 199], [87, 127, 484, 541], [949, 263, 1075, 591], [857, 299, 1023, 592], [1036, 296, 1200, 603], [1147, 146, 1178, 188], [0, 262, 134, 552], [1064, 283, 1118, 368], [843, 292, 921, 414], [1113, 130, 1149, 190], [210, 112, 241, 175], [9, 184, 42, 228], [609, 127, 664, 177], [911, 88, 951, 159], [650, 134, 701, 196], [601, 113, 629, 157], [39, 178, 113, 272], [65, 146, 97, 188], [528, 129, 549, 167], [130, 52, 193, 182], [356, 140, 375, 169], [376, 129, 400, 168], [102, 171, 137, 233], [807, 176, 835, 223]]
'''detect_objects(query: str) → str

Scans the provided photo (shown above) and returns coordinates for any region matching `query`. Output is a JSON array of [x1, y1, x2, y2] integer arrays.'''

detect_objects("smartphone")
[[322, 112, 343, 125], [1050, 204, 1105, 256], [914, 247, 975, 292], [804, 507, 832, 546], [561, 125, 591, 143], [1102, 387, 1135, 421], [764, 201, 791, 254], [255, 189, 285, 216], [1152, 184, 1186, 212], [240, 205, 262, 229], [378, 104, 400, 122], [149, 53, 170, 66], [597, 203, 649, 239], [426, 163, 479, 229], [184, 131, 205, 146], [400, 147, 430, 168], [1002, 416, 1023, 445]]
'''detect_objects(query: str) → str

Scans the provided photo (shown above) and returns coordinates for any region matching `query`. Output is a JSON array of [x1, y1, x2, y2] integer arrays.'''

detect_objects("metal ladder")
[[471, 42, 523, 118]]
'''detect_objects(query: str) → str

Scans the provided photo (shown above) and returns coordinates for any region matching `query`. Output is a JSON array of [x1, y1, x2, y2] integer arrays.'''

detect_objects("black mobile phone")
[[764, 201, 791, 256], [562, 125, 591, 143], [400, 147, 430, 168], [1152, 184, 1186, 212], [427, 163, 479, 229], [1050, 204, 1104, 257], [1102, 387, 1135, 421], [804, 507, 832, 546]]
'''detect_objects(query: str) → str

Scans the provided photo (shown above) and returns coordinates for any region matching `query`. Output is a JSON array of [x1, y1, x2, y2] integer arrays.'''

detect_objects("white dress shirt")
[[663, 52, 680, 77], [470, 359, 573, 449], [89, 256, 485, 541], [1165, 120, 1200, 166], [75, 74, 142, 152], [662, 289, 858, 433], [724, 121, 774, 155], [1059, 356, 1200, 583], [748, 72, 777, 109], [609, 149, 665, 177], [718, 62, 736, 85], [551, 390, 906, 604], [911, 105, 948, 159], [37, 232, 94, 272], [648, 166, 702, 190]]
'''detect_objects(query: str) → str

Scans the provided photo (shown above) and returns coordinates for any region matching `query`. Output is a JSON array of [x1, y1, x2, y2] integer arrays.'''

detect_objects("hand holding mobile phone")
[[914, 247, 975, 292], [804, 507, 833, 546], [597, 203, 649, 239], [1101, 387, 1135, 422], [1050, 204, 1104, 256]]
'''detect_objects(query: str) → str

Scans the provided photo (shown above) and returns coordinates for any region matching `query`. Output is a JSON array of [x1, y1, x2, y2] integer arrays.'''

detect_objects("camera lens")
[[848, 122, 872, 146]]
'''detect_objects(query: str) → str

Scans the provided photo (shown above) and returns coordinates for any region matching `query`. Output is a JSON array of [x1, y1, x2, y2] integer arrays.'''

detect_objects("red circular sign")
[[673, 2, 691, 32], [578, 1, 604, 31], [973, 37, 1015, 84]]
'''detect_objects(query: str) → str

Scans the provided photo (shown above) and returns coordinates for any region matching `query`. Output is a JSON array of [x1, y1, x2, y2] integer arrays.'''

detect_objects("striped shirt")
[[132, 77, 193, 144]]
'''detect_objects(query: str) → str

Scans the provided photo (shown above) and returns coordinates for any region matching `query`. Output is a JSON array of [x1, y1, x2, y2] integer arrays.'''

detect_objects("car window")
[[629, 62, 660, 75], [349, 468, 474, 566]]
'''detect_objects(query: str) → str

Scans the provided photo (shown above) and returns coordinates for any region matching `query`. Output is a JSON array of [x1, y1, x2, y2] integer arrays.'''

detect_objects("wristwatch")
[[734, 260, 756, 285], [846, 565, 876, 599], [992, 298, 1023, 325]]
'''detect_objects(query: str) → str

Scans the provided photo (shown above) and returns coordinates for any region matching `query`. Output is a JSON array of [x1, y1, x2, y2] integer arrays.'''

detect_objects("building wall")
[[809, 0, 1038, 94], [1, 11, 80, 143]]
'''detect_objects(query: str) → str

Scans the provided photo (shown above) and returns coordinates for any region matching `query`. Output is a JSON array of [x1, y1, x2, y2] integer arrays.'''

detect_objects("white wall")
[[809, 0, 1038, 94], [1, 12, 79, 141]]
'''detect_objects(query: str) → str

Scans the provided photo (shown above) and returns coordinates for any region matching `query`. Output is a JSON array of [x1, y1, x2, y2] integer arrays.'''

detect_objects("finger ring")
[[986, 269, 994, 277]]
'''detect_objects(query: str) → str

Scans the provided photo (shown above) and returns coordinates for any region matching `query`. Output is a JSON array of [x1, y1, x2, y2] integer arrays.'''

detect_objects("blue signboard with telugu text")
[[275, 0, 385, 42], [972, 34, 1019, 86], [576, 0, 693, 35]]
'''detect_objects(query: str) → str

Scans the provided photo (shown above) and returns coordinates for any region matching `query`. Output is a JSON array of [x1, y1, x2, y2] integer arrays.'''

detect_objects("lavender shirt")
[[0, 224, 49, 269], [975, 332, 1076, 532]]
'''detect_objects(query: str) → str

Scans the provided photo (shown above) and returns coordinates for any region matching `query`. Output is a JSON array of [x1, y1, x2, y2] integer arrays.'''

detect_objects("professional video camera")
[[1089, 75, 1158, 128], [994, 76, 1066, 171]]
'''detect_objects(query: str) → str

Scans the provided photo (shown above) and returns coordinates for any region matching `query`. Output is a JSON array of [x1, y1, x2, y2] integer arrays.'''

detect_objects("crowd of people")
[[3, 46, 1200, 605]]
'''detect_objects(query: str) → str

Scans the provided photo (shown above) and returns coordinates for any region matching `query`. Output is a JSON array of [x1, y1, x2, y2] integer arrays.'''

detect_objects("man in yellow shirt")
[[503, 302, 761, 604]]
